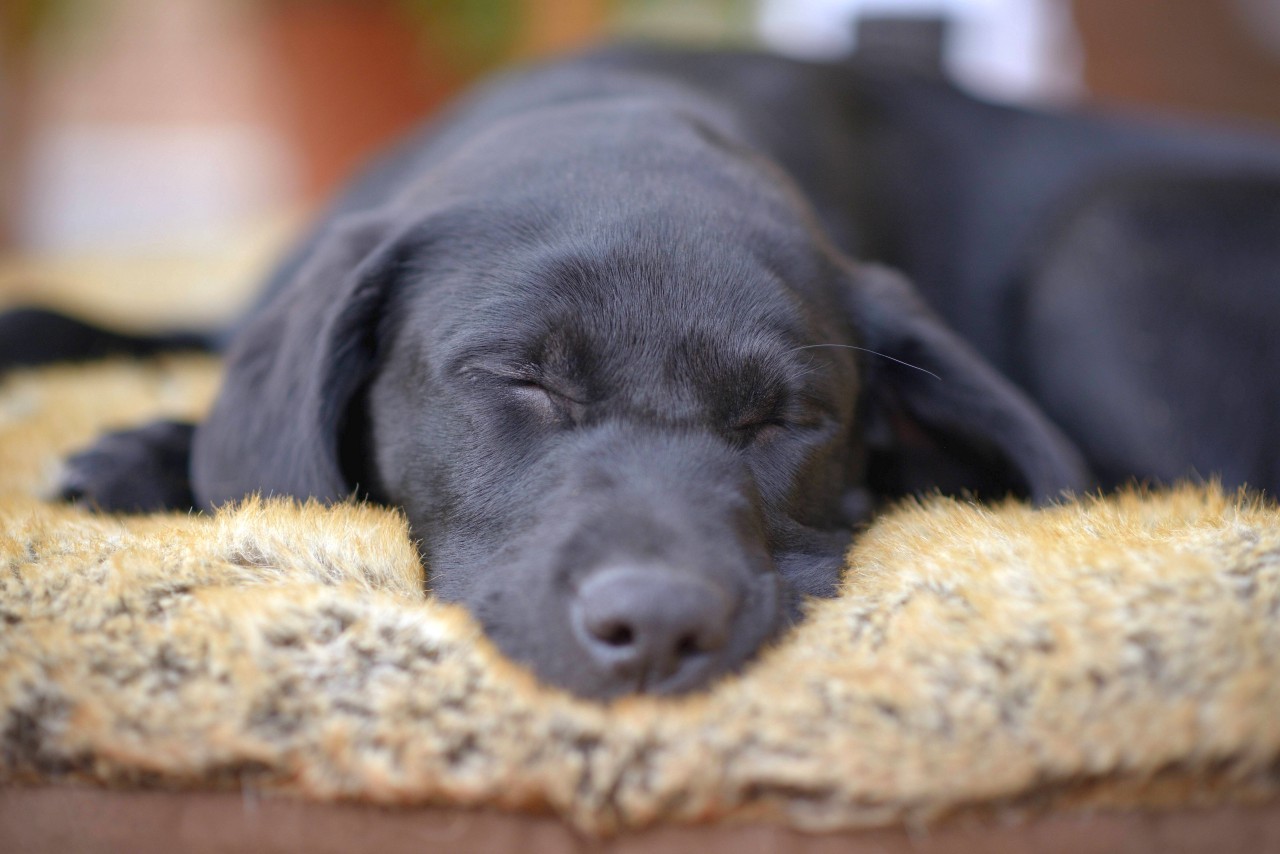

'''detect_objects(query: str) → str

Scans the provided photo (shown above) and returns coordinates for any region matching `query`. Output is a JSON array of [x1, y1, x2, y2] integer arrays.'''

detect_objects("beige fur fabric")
[[2, 357, 1279, 834]]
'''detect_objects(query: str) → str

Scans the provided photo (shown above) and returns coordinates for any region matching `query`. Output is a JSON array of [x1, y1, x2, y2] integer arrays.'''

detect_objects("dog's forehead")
[[516, 241, 815, 351]]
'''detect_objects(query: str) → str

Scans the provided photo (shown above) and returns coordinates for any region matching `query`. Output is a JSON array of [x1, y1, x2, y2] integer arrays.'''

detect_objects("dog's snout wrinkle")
[[573, 565, 733, 693]]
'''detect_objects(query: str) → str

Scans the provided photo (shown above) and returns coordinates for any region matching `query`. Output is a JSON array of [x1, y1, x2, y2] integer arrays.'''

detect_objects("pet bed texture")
[[1, 350, 1279, 836]]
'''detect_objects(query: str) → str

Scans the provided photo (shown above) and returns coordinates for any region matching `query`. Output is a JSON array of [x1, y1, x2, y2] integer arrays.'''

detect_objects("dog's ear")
[[845, 263, 1092, 503], [191, 211, 417, 507]]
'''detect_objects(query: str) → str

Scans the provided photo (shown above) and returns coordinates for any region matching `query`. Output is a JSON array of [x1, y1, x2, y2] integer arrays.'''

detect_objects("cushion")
[[2, 355, 1279, 834]]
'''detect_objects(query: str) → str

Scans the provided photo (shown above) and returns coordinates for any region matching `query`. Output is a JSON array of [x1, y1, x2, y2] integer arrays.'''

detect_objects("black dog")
[[4, 45, 1278, 697]]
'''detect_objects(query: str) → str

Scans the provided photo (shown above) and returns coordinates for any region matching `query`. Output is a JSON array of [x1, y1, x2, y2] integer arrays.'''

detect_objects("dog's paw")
[[59, 420, 198, 513]]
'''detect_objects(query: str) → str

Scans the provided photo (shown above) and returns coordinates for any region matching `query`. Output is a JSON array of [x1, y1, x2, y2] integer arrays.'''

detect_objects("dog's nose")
[[573, 566, 732, 691]]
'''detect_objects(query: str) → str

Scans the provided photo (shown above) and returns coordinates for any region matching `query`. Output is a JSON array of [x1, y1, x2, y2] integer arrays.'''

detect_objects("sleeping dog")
[[3, 45, 1278, 698]]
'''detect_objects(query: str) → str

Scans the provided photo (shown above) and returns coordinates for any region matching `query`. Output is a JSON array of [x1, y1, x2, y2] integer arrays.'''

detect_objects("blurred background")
[[1, 0, 1279, 326]]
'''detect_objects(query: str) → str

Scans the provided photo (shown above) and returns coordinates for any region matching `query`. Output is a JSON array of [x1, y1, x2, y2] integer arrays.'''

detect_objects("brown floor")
[[3, 787, 1280, 854]]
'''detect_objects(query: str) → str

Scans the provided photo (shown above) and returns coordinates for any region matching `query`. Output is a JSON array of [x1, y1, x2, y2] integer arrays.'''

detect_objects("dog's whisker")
[[789, 344, 942, 381]]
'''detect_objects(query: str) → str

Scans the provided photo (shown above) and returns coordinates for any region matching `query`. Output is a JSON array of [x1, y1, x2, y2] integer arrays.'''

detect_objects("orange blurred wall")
[[1, 0, 609, 253]]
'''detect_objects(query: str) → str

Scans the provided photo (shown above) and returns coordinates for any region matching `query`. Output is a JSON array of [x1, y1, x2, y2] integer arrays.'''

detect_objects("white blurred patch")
[[19, 124, 295, 254], [757, 0, 1084, 104]]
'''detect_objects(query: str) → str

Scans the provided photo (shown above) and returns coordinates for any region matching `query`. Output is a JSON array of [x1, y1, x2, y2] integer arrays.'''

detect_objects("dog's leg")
[[0, 307, 211, 373], [60, 420, 198, 512]]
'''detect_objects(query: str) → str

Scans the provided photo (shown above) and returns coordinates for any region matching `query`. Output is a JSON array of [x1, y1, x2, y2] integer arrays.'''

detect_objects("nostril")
[[597, 621, 635, 648], [675, 632, 700, 658]]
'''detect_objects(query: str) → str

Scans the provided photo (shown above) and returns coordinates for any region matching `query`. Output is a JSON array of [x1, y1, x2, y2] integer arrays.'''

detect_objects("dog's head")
[[192, 102, 1089, 697]]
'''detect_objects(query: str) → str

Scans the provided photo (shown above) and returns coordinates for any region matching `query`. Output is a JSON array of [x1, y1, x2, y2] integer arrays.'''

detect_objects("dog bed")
[[2, 350, 1279, 843]]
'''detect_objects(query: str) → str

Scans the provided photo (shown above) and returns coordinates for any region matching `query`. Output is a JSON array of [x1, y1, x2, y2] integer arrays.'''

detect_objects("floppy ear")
[[846, 263, 1092, 503], [191, 211, 417, 508]]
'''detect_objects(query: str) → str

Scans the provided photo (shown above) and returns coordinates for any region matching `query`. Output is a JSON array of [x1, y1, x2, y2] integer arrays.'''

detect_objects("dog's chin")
[[462, 568, 787, 700]]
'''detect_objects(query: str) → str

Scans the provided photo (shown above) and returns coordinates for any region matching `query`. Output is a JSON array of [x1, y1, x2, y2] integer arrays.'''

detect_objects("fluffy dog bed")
[[2, 353, 1280, 839]]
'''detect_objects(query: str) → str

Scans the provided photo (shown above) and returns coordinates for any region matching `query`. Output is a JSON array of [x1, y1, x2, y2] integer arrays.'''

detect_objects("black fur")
[[5, 45, 1278, 697], [61, 421, 197, 513], [0, 308, 209, 368]]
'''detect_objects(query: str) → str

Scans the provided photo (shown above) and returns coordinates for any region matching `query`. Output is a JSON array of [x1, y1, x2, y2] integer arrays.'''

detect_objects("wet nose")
[[573, 566, 733, 691]]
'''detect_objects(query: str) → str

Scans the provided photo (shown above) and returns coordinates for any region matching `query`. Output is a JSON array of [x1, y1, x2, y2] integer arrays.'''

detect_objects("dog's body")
[[5, 45, 1278, 697]]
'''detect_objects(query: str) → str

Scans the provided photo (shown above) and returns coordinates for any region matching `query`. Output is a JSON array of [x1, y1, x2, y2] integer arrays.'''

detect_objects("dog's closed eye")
[[728, 393, 840, 450], [509, 377, 567, 419], [500, 373, 593, 429], [730, 417, 788, 446]]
